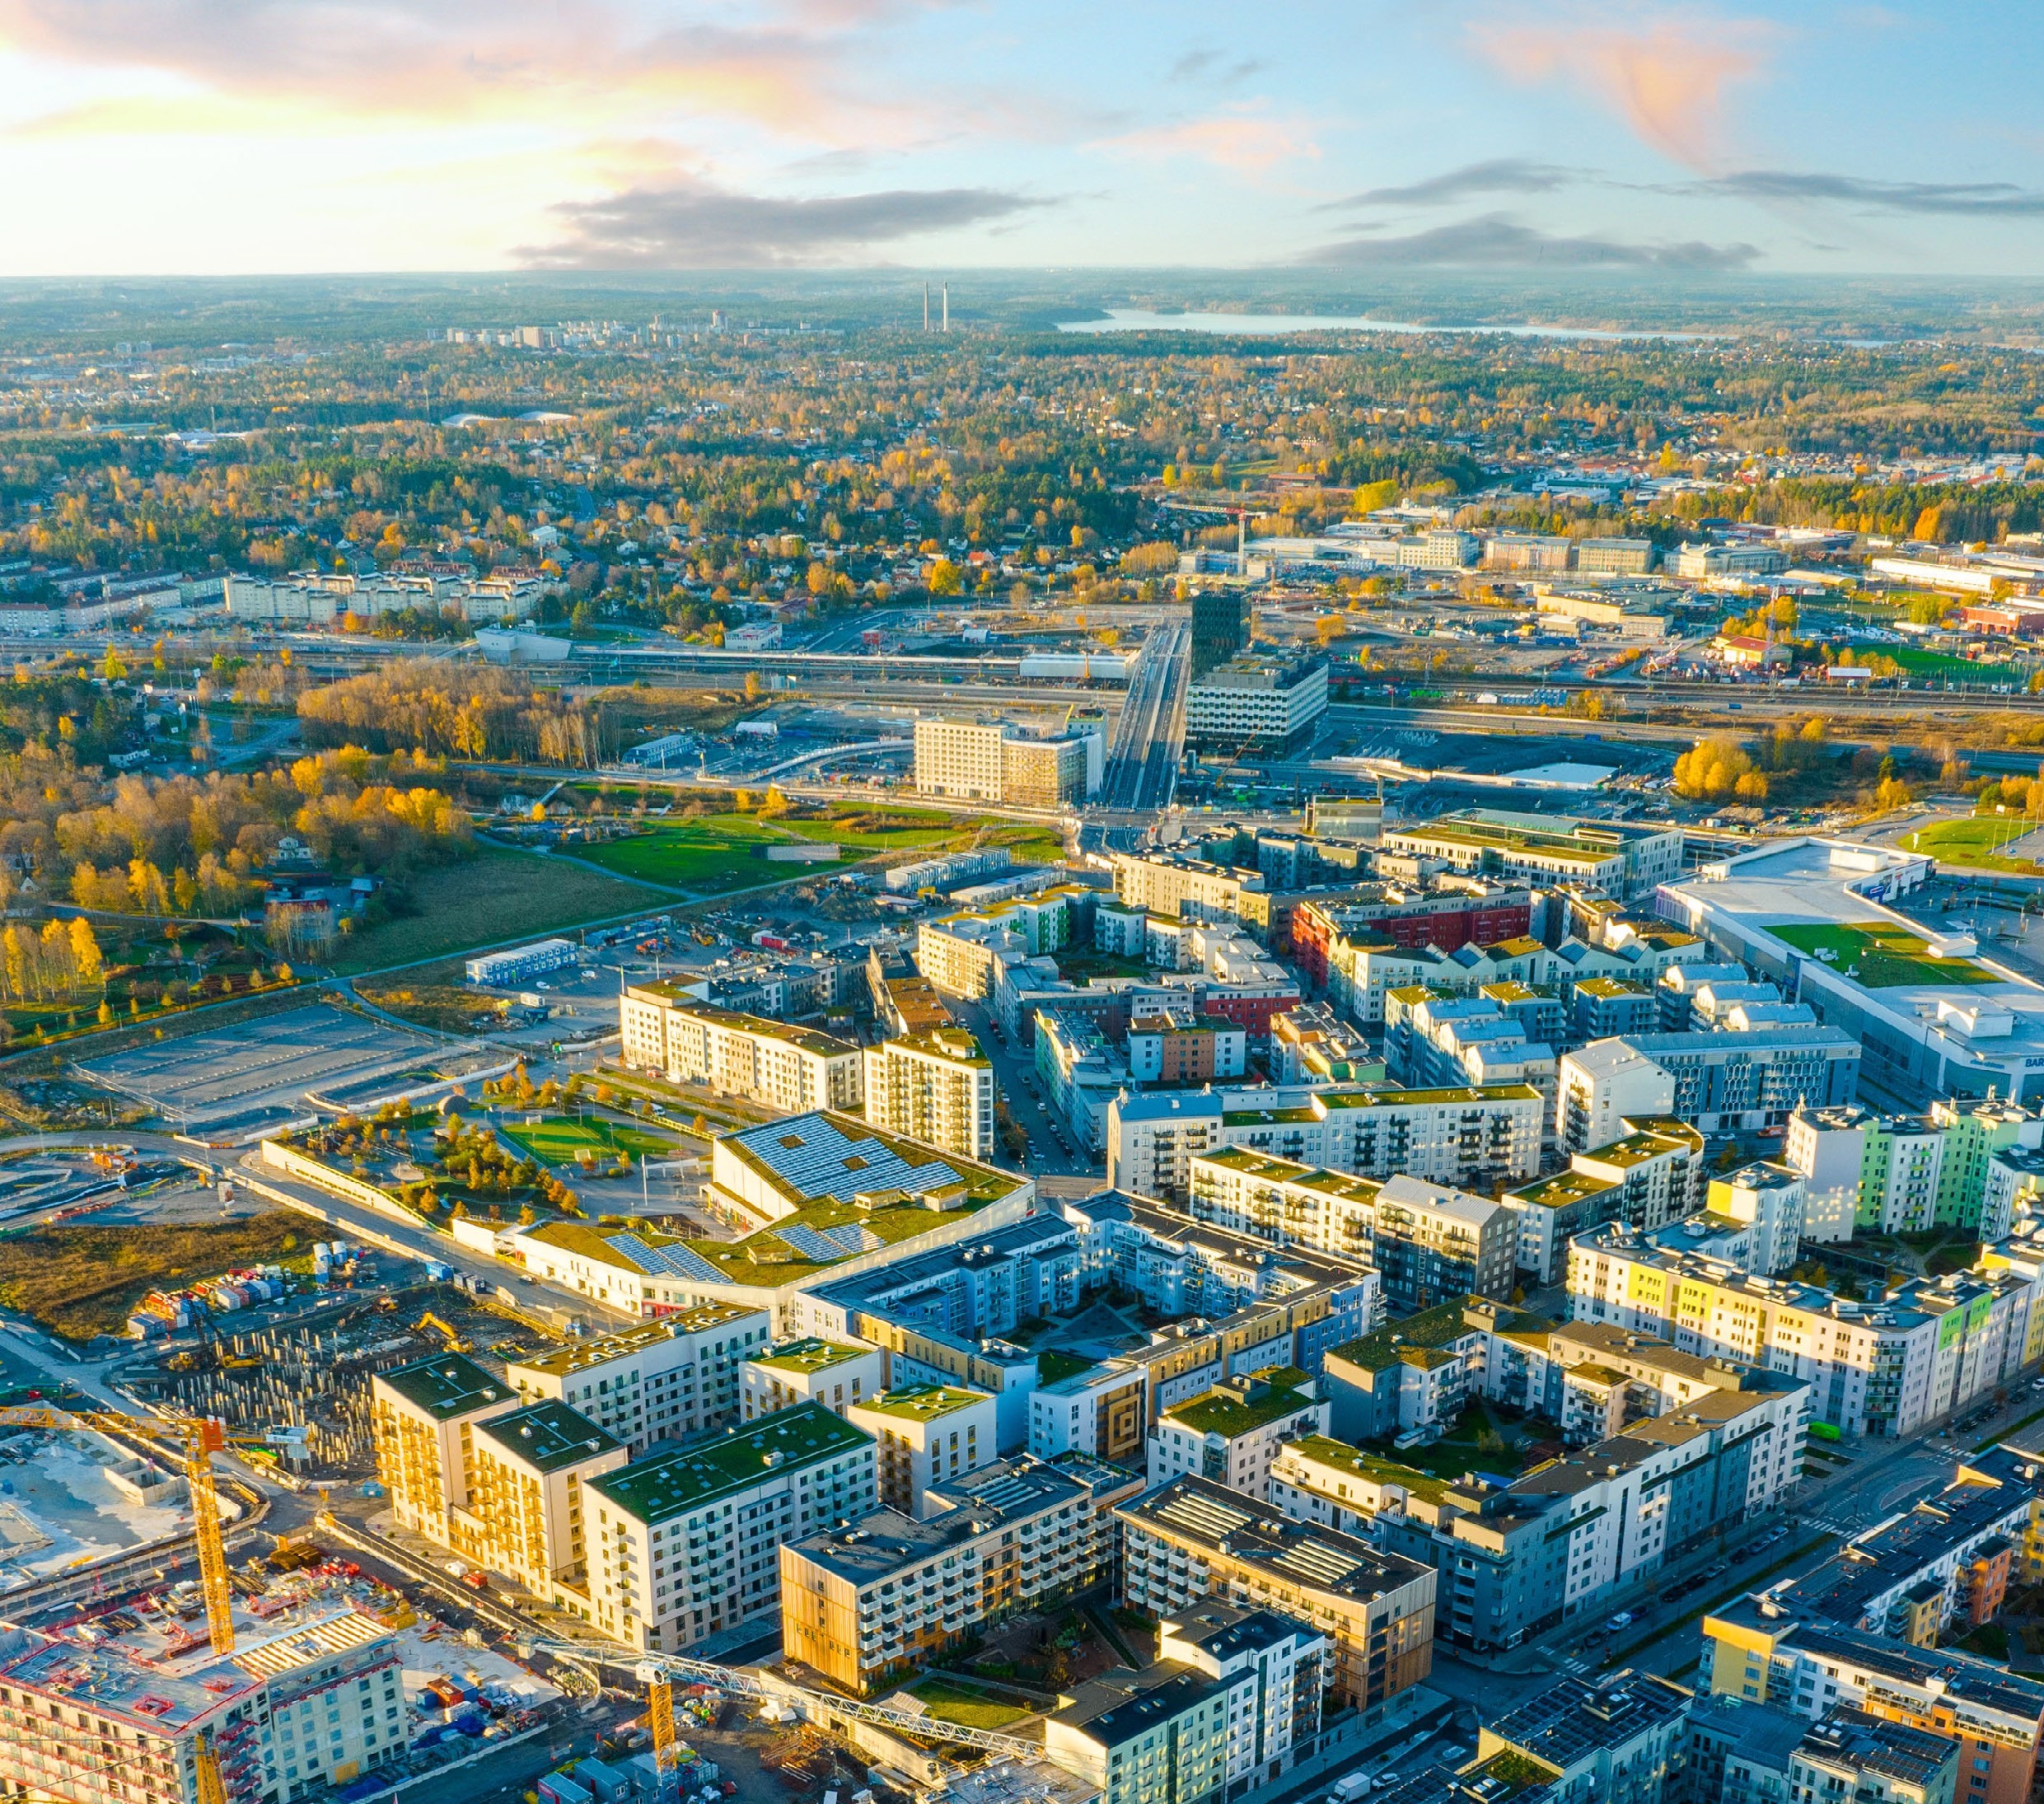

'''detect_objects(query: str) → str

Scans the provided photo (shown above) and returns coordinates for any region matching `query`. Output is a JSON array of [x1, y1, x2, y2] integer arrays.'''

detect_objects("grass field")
[[1770, 919, 2001, 988], [576, 816, 797, 889], [332, 847, 661, 974], [904, 1677, 1033, 1731], [1860, 642, 2024, 685], [0, 1213, 309, 1339], [1905, 816, 2044, 875], [500, 1115, 677, 1164]]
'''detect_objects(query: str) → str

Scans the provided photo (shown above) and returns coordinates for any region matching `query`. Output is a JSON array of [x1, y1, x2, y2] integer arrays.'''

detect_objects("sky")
[[0, 0, 2040, 276]]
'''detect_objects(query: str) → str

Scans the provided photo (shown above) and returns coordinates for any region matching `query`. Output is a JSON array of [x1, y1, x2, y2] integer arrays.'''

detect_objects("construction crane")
[[647, 1678, 678, 1788], [0, 1404, 236, 1655], [196, 1731, 229, 1804]]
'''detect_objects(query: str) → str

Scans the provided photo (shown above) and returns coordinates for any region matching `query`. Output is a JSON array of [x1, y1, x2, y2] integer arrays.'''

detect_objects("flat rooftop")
[[584, 1404, 871, 1526], [512, 1309, 760, 1380], [474, 1401, 622, 1474], [853, 1384, 991, 1424], [748, 1337, 874, 1376], [1164, 1367, 1314, 1437], [377, 1353, 512, 1419]]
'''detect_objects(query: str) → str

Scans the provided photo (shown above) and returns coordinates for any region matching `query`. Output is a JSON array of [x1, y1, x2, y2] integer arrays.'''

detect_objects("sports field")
[[1905, 816, 2044, 875], [499, 1115, 678, 1164], [1770, 920, 2000, 988]]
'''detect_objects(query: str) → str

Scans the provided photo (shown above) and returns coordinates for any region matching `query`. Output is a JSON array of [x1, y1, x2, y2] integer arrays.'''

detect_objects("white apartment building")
[[741, 1337, 886, 1421], [0, 1607, 406, 1804], [1557, 1040, 1679, 1151], [1107, 1082, 1544, 1203], [582, 1402, 877, 1651], [464, 1400, 627, 1600], [847, 1384, 999, 1518], [1146, 1369, 1328, 1496], [1568, 1223, 2044, 1437], [1108, 852, 1265, 925], [863, 1027, 996, 1161], [1029, 1359, 1151, 1465], [507, 1307, 769, 1453], [1184, 654, 1331, 754], [618, 988, 863, 1114], [914, 717, 1099, 806]]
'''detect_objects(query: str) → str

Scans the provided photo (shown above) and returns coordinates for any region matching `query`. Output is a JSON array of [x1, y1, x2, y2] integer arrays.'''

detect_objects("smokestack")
[[942, 283, 949, 333], [924, 285, 930, 331]]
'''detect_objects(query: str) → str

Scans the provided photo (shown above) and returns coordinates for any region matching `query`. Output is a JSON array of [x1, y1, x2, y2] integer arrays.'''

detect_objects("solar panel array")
[[733, 1114, 964, 1204], [610, 1235, 725, 1283]]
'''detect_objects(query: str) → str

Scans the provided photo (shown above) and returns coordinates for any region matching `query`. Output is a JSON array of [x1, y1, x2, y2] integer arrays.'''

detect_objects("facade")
[[1031, 1359, 1152, 1464], [1108, 1082, 1544, 1203], [507, 1308, 769, 1454], [1191, 589, 1251, 679], [780, 1455, 1139, 1693], [370, 1353, 517, 1544], [847, 1383, 1000, 1517], [0, 1608, 404, 1804], [1478, 1671, 1694, 1804], [1186, 1156, 1518, 1310], [863, 1026, 997, 1161], [1117, 1475, 1438, 1712], [914, 717, 1097, 806], [1698, 1605, 2044, 1804], [1045, 1604, 1329, 1804], [741, 1337, 886, 1421], [1382, 811, 1683, 900], [1110, 852, 1268, 926], [582, 1401, 877, 1651], [1559, 1028, 1861, 1141], [1146, 1367, 1329, 1494], [617, 990, 863, 1113], [1567, 1222, 2044, 1438], [1184, 653, 1330, 756], [464, 1401, 626, 1598], [1499, 1118, 1705, 1284], [465, 938, 577, 985]]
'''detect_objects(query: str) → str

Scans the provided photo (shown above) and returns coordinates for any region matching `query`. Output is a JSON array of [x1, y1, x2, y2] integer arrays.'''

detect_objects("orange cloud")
[[1473, 8, 1776, 171], [1106, 106, 1318, 175]]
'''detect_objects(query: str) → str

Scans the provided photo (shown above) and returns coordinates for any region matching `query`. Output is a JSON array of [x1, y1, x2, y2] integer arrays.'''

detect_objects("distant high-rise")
[[1190, 587, 1250, 679]]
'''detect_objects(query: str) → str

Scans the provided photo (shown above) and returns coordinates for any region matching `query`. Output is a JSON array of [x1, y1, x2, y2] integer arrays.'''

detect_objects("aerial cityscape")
[[10, 7, 2044, 1804]]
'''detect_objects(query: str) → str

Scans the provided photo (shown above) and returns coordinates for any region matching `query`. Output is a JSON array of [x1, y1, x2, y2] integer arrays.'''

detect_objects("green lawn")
[[1770, 919, 2001, 988], [1857, 641, 2023, 685], [1905, 816, 2044, 875], [904, 1676, 1033, 1731], [575, 816, 793, 889], [1037, 1348, 1096, 1383], [331, 847, 662, 974], [499, 1115, 678, 1164]]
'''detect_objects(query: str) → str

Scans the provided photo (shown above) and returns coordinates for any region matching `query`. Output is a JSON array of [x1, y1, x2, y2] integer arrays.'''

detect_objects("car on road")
[[1606, 1611, 1635, 1631]]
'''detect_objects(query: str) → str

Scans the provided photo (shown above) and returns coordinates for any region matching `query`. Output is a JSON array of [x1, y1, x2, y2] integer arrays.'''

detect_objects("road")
[[947, 997, 1101, 1179], [1098, 619, 1190, 820]]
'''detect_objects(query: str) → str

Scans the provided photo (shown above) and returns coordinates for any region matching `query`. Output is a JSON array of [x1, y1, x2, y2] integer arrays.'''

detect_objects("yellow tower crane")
[[648, 1679, 678, 1787], [0, 1404, 236, 1655]]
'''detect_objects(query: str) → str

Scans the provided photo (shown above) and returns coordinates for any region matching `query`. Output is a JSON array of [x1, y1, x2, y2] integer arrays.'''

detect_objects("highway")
[[1099, 619, 1190, 816]]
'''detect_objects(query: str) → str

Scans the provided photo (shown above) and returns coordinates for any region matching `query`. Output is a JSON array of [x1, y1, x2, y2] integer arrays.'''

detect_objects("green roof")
[[1575, 977, 1653, 999], [584, 1403, 872, 1526], [1328, 1301, 1485, 1375], [1504, 1169, 1617, 1210], [377, 1353, 512, 1420], [1164, 1367, 1316, 1438], [853, 1384, 992, 1423], [1281, 1433, 1452, 1505], [750, 1338, 875, 1376], [512, 1310, 760, 1381], [474, 1400, 622, 1474]]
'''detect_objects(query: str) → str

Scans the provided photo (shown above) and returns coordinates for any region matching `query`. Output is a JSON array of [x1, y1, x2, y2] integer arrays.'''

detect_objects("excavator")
[[417, 1311, 471, 1353]]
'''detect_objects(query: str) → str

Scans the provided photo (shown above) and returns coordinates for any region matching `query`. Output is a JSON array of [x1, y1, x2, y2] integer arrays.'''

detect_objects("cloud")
[[1699, 170, 2044, 216], [1167, 49, 1267, 84], [0, 0, 903, 138], [1303, 212, 1759, 269], [520, 177, 1045, 267], [1106, 107, 1318, 175], [1326, 158, 1583, 210], [1471, 9, 1775, 170]]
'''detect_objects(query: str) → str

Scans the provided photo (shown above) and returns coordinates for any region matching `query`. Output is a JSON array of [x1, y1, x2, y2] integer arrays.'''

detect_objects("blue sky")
[[0, 0, 2038, 273]]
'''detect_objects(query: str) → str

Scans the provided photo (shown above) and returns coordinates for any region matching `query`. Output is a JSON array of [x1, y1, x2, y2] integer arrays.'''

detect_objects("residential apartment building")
[[741, 1337, 885, 1421], [1784, 1101, 2044, 1239], [583, 1402, 877, 1651], [507, 1308, 769, 1453], [0, 1608, 405, 1804], [1381, 811, 1682, 900], [1117, 1475, 1438, 1712], [463, 1400, 626, 1600], [1478, 1672, 1695, 1804], [1045, 1604, 1329, 1804], [913, 717, 1098, 806], [1109, 851, 1268, 925], [863, 1026, 996, 1161], [1186, 1157, 1518, 1309], [917, 888, 1089, 998], [1698, 1606, 2044, 1804], [1107, 1082, 1545, 1203], [1499, 1117, 1705, 1284], [617, 988, 863, 1112], [371, 1353, 518, 1544], [1567, 1223, 2044, 1437], [1030, 1359, 1150, 1464], [1145, 1367, 1329, 1494], [847, 1384, 999, 1517], [781, 1454, 1141, 1693]]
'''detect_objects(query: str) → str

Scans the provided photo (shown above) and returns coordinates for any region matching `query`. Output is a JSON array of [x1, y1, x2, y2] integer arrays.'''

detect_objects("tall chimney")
[[942, 284, 950, 333]]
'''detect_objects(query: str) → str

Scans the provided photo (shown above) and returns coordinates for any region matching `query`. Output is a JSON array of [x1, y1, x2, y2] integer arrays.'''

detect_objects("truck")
[[1328, 1774, 1372, 1804]]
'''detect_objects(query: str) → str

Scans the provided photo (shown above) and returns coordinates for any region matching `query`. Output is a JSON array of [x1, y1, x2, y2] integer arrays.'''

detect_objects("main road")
[[1098, 619, 1190, 819]]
